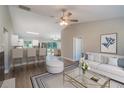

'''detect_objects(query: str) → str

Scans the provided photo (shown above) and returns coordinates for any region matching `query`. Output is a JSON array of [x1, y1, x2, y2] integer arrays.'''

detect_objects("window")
[[24, 40, 32, 48], [47, 42, 57, 55], [47, 42, 57, 49]]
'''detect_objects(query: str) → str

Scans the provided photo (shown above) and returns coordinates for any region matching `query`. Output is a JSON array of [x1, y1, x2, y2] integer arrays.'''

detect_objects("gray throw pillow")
[[85, 53, 88, 60], [81, 53, 88, 60], [118, 58, 124, 68], [81, 53, 85, 57], [101, 55, 109, 64]]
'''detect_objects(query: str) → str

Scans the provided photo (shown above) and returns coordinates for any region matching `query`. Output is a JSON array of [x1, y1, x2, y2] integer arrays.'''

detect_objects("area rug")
[[31, 63, 78, 88], [1, 78, 15, 88], [31, 72, 77, 88], [31, 68, 124, 88]]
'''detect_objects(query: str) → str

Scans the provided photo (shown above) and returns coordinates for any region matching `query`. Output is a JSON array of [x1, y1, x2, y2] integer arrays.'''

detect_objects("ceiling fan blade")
[[69, 19, 79, 22], [67, 12, 72, 17], [55, 22, 59, 23]]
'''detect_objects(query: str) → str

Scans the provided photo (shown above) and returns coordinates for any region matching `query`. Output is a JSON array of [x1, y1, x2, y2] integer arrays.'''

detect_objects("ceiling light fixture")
[[27, 31, 39, 35], [60, 21, 68, 26]]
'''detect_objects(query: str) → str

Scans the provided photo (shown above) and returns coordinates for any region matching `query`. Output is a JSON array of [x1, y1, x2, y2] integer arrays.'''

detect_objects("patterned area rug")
[[31, 63, 78, 88], [31, 72, 76, 88]]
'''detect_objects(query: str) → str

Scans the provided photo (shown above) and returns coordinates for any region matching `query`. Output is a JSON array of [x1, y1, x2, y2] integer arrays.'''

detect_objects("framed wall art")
[[100, 33, 117, 54]]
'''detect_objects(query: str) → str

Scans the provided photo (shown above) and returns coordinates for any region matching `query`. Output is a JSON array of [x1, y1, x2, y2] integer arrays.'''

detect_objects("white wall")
[[61, 18, 124, 60], [0, 6, 14, 73]]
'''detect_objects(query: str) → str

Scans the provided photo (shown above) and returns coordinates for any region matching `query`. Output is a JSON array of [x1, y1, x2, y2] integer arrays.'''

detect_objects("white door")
[[73, 37, 82, 61]]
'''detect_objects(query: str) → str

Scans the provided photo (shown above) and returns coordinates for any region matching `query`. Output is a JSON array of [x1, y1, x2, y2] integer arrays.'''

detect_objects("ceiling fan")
[[54, 9, 79, 26]]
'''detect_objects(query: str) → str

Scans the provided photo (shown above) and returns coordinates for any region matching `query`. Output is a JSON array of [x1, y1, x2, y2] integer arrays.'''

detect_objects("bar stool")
[[12, 48, 23, 69], [27, 48, 37, 65], [38, 48, 47, 63]]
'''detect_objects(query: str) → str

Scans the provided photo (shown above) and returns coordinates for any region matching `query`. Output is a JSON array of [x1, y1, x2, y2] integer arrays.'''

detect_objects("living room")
[[0, 0, 124, 90]]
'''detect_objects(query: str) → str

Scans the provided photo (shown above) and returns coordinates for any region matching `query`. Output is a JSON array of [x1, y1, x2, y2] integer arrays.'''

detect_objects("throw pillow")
[[94, 54, 102, 63], [85, 53, 88, 60], [101, 55, 109, 64], [118, 58, 124, 68], [88, 54, 94, 61], [93, 54, 98, 62], [108, 57, 118, 66], [81, 53, 85, 58]]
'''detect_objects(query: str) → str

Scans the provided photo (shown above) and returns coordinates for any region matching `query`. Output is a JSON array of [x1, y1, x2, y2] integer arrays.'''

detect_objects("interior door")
[[73, 37, 82, 61]]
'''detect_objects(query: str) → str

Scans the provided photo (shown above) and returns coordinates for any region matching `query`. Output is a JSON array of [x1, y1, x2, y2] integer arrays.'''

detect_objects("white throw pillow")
[[88, 54, 94, 61], [108, 57, 118, 66], [93, 54, 98, 62], [94, 54, 102, 63]]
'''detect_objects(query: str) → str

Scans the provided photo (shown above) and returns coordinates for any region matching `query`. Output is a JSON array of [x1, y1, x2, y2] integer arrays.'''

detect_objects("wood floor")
[[5, 57, 77, 88]]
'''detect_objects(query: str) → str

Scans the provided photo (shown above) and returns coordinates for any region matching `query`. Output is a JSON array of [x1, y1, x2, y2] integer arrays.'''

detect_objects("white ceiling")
[[9, 5, 124, 41]]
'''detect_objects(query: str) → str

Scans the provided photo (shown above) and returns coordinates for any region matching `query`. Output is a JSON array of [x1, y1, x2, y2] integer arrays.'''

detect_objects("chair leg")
[[36, 56, 41, 66], [12, 59, 16, 76], [26, 57, 30, 69], [20, 58, 23, 70]]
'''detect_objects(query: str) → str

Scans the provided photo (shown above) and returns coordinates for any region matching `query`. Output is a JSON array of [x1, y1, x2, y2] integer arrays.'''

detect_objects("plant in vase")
[[80, 58, 88, 74]]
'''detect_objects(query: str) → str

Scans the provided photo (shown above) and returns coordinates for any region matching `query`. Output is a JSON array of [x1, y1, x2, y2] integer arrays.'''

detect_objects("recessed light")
[[27, 31, 39, 35]]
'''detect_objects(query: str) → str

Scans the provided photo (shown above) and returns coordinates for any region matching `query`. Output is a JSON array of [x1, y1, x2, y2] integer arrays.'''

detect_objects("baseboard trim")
[[62, 56, 76, 62], [10, 60, 45, 68]]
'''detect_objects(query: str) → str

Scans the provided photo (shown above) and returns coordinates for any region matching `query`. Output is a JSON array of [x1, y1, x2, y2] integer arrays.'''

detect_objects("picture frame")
[[100, 33, 117, 54]]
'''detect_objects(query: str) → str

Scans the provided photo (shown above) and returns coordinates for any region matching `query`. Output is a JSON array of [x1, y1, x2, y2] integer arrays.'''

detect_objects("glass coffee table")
[[63, 67, 110, 88]]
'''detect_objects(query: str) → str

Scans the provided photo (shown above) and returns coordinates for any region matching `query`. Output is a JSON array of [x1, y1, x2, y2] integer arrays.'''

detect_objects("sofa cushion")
[[88, 54, 94, 61], [86, 60, 100, 69], [108, 57, 118, 66], [97, 64, 124, 77], [93, 54, 101, 63], [118, 58, 124, 68]]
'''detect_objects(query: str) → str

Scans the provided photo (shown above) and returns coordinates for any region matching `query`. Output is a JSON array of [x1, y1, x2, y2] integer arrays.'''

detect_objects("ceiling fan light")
[[60, 22, 64, 26], [62, 21, 65, 24], [60, 21, 68, 26], [64, 22, 68, 25], [60, 21, 64, 25]]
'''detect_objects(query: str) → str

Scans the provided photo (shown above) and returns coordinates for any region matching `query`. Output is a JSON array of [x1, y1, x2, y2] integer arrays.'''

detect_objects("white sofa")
[[85, 52, 124, 84]]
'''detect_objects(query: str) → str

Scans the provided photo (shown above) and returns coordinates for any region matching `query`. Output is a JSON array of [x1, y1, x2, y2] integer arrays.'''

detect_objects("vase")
[[83, 70, 86, 74]]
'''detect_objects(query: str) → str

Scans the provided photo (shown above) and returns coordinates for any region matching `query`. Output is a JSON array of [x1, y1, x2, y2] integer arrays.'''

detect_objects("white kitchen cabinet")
[[11, 35, 19, 46]]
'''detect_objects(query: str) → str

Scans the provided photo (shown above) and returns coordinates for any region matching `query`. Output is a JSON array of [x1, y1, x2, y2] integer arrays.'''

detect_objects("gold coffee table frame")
[[63, 68, 110, 88]]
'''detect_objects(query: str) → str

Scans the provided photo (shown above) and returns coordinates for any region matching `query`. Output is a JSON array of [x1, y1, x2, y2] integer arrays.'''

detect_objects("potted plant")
[[79, 58, 89, 74]]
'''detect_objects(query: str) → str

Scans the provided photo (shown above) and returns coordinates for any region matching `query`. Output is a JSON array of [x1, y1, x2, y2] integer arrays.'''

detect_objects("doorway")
[[73, 37, 82, 61]]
